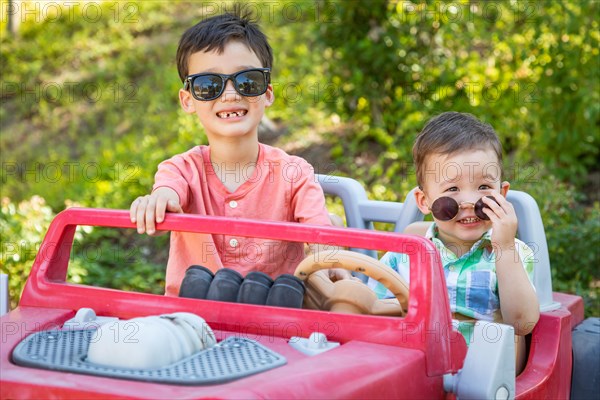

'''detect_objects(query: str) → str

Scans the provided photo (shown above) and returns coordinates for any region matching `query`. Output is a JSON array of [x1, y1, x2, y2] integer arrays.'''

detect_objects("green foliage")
[[0, 1, 196, 210], [0, 197, 90, 308], [0, 197, 168, 309], [69, 227, 168, 295], [316, 1, 599, 184], [549, 209, 600, 317], [1, 197, 55, 308], [521, 174, 600, 317], [0, 1, 598, 316]]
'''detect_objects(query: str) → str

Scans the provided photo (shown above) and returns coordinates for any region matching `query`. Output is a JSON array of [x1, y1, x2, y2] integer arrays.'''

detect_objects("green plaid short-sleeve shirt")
[[367, 224, 536, 344]]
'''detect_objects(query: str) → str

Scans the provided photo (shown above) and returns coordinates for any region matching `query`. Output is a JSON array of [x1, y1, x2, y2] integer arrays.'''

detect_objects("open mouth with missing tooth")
[[217, 110, 248, 119]]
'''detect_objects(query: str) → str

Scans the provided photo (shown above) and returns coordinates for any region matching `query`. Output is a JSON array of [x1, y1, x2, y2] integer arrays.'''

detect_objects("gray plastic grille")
[[12, 329, 286, 385]]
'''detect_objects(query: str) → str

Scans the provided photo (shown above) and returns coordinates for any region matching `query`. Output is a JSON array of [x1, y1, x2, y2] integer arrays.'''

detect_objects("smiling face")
[[178, 41, 274, 143], [415, 148, 509, 253]]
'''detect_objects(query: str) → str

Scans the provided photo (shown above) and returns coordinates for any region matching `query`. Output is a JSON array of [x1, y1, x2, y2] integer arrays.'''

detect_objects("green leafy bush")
[[0, 197, 89, 309], [69, 226, 168, 295], [316, 1, 599, 185], [1, 197, 54, 309], [1, 1, 597, 317], [521, 174, 600, 317], [0, 197, 168, 309]]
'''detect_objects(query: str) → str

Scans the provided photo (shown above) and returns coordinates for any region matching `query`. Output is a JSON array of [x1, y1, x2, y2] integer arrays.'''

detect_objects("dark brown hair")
[[176, 6, 273, 82], [413, 112, 503, 187]]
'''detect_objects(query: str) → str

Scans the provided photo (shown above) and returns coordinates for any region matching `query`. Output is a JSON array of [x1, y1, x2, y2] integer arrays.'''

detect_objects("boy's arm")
[[289, 159, 332, 226], [496, 242, 539, 335], [130, 154, 196, 235], [482, 193, 540, 336]]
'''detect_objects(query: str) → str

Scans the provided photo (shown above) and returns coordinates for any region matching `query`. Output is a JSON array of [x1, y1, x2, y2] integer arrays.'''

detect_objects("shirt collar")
[[425, 223, 493, 259]]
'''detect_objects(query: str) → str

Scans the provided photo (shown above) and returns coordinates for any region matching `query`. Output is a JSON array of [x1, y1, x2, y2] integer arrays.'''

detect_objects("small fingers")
[[166, 200, 184, 214], [129, 197, 141, 223], [144, 196, 158, 235], [131, 192, 182, 235], [328, 268, 352, 281], [134, 196, 150, 233], [482, 197, 503, 219], [486, 192, 513, 217], [134, 195, 154, 234], [155, 197, 169, 224], [485, 193, 518, 244]]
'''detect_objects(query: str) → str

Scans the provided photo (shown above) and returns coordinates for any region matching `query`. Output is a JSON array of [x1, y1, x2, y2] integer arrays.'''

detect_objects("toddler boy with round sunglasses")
[[130, 10, 341, 296], [368, 112, 539, 372]]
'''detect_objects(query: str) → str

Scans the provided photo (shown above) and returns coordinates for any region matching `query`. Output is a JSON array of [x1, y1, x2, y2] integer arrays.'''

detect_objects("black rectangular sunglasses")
[[183, 68, 271, 101]]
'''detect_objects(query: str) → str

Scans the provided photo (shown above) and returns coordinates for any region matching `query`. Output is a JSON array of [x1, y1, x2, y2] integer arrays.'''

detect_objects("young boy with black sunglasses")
[[130, 10, 343, 297], [368, 112, 539, 372]]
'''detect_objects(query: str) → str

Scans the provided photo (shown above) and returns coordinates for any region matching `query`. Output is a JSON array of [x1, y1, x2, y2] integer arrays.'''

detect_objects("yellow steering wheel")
[[294, 250, 409, 316]]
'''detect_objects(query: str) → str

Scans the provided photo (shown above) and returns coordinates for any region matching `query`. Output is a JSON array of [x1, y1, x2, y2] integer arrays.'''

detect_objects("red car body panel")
[[0, 208, 581, 399]]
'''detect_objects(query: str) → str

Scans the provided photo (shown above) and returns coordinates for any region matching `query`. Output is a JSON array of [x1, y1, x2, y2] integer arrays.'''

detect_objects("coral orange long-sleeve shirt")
[[153, 143, 331, 296]]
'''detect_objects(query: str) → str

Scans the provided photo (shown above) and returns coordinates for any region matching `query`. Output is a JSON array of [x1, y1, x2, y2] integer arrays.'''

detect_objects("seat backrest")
[[317, 174, 559, 312], [317, 175, 424, 259]]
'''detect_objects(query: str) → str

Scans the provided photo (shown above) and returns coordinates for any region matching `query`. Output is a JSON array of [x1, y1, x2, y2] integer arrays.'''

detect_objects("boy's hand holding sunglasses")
[[481, 192, 518, 251]]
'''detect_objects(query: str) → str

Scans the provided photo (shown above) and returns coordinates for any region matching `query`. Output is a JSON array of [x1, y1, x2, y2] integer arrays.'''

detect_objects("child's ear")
[[179, 89, 196, 114], [500, 181, 510, 197], [264, 84, 275, 108], [414, 187, 431, 215]]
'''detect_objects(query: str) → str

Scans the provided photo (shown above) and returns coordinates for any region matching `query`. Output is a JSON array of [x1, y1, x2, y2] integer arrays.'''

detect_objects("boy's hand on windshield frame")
[[129, 187, 182, 235]]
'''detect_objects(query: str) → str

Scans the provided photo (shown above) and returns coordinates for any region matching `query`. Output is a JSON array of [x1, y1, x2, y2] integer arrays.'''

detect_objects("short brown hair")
[[413, 112, 503, 187], [176, 7, 273, 82]]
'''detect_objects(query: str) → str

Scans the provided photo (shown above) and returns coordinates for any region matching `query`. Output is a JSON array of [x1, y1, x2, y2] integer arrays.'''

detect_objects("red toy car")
[[1, 176, 597, 399]]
